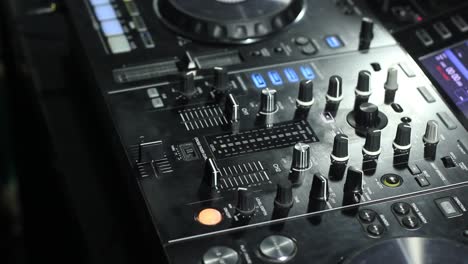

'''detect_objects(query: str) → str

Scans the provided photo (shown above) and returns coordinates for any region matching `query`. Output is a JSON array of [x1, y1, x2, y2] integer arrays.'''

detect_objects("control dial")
[[236, 188, 255, 215], [331, 134, 349, 163], [326, 75, 343, 103], [393, 123, 412, 151], [296, 80, 314, 108], [259, 88, 278, 114], [274, 179, 294, 208], [309, 173, 329, 201]]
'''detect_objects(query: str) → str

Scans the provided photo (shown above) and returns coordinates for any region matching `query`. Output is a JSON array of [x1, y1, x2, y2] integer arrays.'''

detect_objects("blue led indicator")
[[300, 65, 316, 80], [90, 0, 110, 6], [94, 4, 116, 21], [325, 35, 343, 49], [284, 68, 299, 83], [251, 73, 267, 88], [268, 71, 283, 86]]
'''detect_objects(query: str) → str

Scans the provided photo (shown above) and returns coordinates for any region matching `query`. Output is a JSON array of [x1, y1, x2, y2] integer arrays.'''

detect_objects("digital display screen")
[[420, 41, 468, 122]]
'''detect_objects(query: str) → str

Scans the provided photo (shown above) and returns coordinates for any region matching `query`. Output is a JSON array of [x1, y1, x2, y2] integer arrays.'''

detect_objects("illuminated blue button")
[[90, 0, 109, 6], [251, 73, 267, 88], [94, 4, 116, 21], [325, 35, 343, 49], [268, 71, 283, 86], [101, 19, 124, 36], [284, 68, 299, 83], [300, 65, 316, 80]]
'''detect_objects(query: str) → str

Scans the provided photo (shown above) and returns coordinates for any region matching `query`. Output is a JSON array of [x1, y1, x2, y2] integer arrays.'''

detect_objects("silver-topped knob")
[[181, 71, 197, 96], [259, 235, 297, 263], [214, 67, 228, 91], [259, 88, 278, 114], [291, 143, 311, 170], [423, 120, 439, 144]]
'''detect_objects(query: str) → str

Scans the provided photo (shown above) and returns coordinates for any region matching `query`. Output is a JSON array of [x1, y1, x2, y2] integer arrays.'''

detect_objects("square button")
[[147, 88, 159, 98], [435, 197, 462, 218], [107, 35, 131, 54], [94, 4, 116, 21], [415, 175, 430, 187], [325, 35, 343, 49], [408, 163, 421, 175], [90, 0, 110, 6], [151, 98, 164, 109], [101, 20, 124, 37]]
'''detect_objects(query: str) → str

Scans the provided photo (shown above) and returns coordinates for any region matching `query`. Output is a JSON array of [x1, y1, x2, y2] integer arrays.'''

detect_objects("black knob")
[[205, 158, 221, 188], [359, 17, 374, 50], [356, 70, 372, 96], [181, 71, 197, 96], [236, 188, 255, 215], [423, 120, 439, 144], [363, 129, 382, 156], [343, 166, 363, 194], [225, 94, 240, 122], [259, 88, 278, 114], [274, 179, 294, 208], [291, 143, 311, 170], [310, 173, 329, 201], [331, 134, 349, 162], [393, 123, 412, 150], [356, 103, 379, 128], [326, 75, 343, 103], [214, 67, 228, 91], [297, 80, 314, 108]]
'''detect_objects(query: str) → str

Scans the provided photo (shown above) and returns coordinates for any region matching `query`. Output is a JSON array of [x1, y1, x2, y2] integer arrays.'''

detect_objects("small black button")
[[401, 117, 412, 123], [415, 175, 430, 187], [435, 197, 463, 218], [367, 224, 384, 236], [274, 47, 284, 53], [402, 216, 419, 229], [392, 202, 411, 216], [415, 29, 434, 46], [370, 63, 381, 72], [359, 209, 377, 223], [441, 156, 456, 168], [301, 44, 317, 55], [408, 163, 422, 175], [391, 103, 404, 113], [295, 36, 309, 45]]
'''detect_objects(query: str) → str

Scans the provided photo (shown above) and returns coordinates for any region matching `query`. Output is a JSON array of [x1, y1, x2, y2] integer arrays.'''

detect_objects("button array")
[[357, 209, 385, 237], [89, 0, 130, 54], [250, 64, 316, 89], [147, 87, 164, 109], [123, 0, 154, 48], [391, 202, 421, 230]]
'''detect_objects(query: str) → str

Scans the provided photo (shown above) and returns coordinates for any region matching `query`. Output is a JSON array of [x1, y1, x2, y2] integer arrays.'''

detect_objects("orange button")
[[197, 208, 223, 226]]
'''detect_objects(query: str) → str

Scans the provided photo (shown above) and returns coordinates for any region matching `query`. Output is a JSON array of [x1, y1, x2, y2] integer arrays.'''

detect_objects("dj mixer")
[[63, 0, 468, 263]]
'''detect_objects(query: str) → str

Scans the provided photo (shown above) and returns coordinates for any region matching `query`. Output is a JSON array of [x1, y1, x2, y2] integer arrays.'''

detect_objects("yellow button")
[[197, 208, 223, 226]]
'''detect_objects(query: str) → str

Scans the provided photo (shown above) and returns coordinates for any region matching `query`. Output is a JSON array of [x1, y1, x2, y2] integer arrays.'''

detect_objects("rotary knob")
[[259, 88, 278, 114], [423, 120, 439, 144], [356, 103, 379, 128], [363, 129, 382, 157], [309, 173, 329, 201], [326, 75, 343, 103], [331, 134, 349, 163], [355, 70, 372, 97], [214, 67, 229, 91], [274, 179, 294, 208], [236, 188, 255, 215], [291, 143, 311, 170], [359, 17, 374, 50], [384, 67, 399, 103], [180, 71, 197, 97], [343, 166, 363, 195], [393, 123, 412, 151], [296, 80, 314, 108]]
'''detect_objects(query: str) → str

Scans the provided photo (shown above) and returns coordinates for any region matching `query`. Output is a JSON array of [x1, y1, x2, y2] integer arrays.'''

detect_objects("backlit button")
[[147, 88, 159, 98], [107, 35, 131, 54], [101, 19, 124, 37], [325, 35, 343, 48], [435, 197, 462, 218], [198, 208, 223, 226], [94, 4, 117, 21], [151, 97, 164, 109], [90, 0, 109, 6], [392, 202, 411, 216]]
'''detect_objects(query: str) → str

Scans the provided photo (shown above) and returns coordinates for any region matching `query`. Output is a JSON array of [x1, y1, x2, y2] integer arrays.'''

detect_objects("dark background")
[[0, 1, 150, 263]]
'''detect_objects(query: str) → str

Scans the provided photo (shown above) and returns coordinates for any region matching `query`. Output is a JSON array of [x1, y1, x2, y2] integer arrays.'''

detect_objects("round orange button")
[[197, 208, 223, 226]]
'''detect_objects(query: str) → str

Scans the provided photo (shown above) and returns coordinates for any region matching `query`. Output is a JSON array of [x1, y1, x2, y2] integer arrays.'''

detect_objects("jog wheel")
[[343, 237, 468, 264], [154, 0, 306, 44]]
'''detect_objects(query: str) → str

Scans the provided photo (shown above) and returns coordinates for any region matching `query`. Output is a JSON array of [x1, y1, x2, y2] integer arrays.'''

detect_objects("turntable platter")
[[154, 0, 305, 44], [344, 237, 468, 264]]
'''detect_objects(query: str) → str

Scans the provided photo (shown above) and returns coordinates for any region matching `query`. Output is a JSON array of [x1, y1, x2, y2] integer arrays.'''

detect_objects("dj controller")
[[63, 0, 468, 263]]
